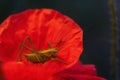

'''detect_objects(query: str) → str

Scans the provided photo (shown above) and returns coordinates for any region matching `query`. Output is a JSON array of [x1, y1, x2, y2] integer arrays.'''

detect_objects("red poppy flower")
[[0, 9, 106, 80], [0, 9, 83, 80]]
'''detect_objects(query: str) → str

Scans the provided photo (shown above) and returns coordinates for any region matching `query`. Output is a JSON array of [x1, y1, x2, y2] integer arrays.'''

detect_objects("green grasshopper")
[[16, 36, 66, 64]]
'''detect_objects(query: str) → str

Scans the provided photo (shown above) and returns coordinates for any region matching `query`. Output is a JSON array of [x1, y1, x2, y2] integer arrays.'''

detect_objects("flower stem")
[[109, 0, 117, 80]]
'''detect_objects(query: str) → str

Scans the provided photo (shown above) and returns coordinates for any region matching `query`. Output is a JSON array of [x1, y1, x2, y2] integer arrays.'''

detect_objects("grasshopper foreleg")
[[51, 57, 67, 64]]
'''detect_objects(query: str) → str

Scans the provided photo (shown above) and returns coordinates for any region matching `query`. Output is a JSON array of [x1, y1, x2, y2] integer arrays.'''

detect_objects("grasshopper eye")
[[52, 48, 58, 52]]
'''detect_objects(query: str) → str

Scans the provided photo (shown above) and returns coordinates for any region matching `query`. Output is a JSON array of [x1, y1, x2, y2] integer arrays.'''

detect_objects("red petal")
[[0, 9, 83, 73], [56, 61, 97, 76], [52, 74, 106, 80], [52, 62, 106, 80], [2, 62, 106, 80], [2, 62, 53, 80]]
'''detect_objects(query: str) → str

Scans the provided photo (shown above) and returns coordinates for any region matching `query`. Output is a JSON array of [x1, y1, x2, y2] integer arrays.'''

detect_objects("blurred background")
[[0, 0, 119, 80]]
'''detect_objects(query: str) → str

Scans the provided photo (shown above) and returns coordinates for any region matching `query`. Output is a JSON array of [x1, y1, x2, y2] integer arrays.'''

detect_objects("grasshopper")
[[16, 36, 66, 64]]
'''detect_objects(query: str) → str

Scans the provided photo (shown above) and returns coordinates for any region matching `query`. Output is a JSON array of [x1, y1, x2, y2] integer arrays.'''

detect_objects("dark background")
[[0, 0, 119, 80], [115, 0, 120, 80]]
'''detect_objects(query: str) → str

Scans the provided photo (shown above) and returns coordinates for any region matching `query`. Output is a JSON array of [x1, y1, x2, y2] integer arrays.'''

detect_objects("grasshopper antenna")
[[48, 40, 62, 48]]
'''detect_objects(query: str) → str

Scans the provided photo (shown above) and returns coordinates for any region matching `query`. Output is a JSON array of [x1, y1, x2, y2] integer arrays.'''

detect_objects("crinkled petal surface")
[[0, 9, 83, 76]]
